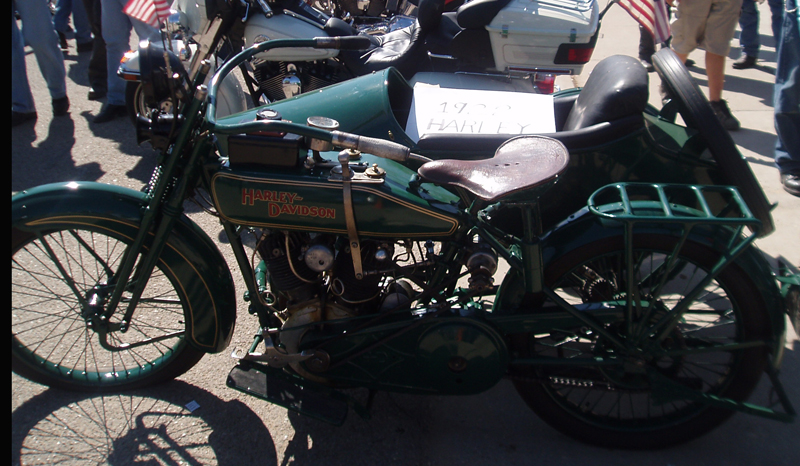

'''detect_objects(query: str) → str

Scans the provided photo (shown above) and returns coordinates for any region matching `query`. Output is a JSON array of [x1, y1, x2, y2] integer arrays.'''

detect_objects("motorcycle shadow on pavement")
[[280, 389, 436, 466], [10, 380, 278, 466], [278, 345, 799, 466]]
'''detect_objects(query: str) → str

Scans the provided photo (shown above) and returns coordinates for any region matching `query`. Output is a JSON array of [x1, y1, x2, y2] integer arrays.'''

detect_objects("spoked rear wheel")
[[12, 224, 204, 391], [511, 234, 771, 449]]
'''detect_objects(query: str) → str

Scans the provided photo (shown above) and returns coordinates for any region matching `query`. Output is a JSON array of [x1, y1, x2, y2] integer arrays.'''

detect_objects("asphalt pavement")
[[12, 5, 799, 465]]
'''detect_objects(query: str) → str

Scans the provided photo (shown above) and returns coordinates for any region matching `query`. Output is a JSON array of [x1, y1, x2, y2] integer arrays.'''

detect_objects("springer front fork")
[[72, 87, 213, 349]]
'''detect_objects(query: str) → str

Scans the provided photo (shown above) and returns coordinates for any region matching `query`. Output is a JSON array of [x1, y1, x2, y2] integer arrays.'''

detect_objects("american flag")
[[618, 0, 672, 44], [123, 0, 172, 28]]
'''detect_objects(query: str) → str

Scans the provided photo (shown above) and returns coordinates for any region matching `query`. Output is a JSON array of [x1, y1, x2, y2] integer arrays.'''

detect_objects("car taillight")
[[554, 30, 600, 65]]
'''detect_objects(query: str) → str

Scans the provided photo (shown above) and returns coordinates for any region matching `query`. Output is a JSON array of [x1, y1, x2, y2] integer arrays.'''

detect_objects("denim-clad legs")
[[739, 0, 785, 57], [101, 0, 157, 106], [12, 0, 67, 113], [774, 0, 800, 174], [54, 0, 92, 45]]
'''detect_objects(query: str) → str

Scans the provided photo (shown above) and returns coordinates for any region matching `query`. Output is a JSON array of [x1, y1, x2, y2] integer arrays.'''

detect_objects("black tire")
[[126, 81, 169, 126], [652, 48, 774, 236], [11, 223, 205, 392], [510, 234, 771, 449], [125, 81, 145, 126]]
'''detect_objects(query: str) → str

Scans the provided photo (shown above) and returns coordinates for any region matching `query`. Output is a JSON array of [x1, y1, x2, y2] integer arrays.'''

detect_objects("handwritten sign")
[[405, 84, 556, 142]]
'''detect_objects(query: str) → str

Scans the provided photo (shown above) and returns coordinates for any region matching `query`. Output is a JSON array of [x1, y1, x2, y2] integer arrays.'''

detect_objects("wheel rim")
[[532, 246, 749, 431], [12, 227, 190, 387]]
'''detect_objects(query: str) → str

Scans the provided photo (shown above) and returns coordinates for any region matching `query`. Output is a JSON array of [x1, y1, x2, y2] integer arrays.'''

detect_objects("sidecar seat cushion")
[[418, 135, 569, 202], [562, 55, 649, 131]]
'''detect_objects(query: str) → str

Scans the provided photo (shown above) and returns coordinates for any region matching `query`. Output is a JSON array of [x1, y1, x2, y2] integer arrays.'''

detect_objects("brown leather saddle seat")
[[417, 135, 569, 202]]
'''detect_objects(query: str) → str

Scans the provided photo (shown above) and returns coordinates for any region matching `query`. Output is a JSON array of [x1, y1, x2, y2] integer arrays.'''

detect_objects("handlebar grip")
[[313, 36, 373, 51], [331, 131, 413, 163]]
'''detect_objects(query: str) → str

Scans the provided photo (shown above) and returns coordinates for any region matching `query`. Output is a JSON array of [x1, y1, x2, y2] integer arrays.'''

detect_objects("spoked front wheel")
[[511, 234, 771, 449], [12, 224, 204, 391]]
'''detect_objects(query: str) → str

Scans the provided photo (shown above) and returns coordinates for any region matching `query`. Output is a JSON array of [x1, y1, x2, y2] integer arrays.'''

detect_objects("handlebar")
[[207, 37, 369, 127]]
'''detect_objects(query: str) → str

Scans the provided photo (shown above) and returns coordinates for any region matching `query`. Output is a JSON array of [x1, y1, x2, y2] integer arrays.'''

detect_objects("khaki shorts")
[[671, 0, 744, 57]]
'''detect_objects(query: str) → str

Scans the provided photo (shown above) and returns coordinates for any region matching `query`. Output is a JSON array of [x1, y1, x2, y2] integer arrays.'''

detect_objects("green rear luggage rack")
[[586, 182, 761, 300], [587, 182, 761, 233], [587, 182, 760, 361]]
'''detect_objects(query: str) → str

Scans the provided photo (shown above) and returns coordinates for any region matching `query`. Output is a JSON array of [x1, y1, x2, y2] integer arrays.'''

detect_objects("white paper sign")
[[405, 84, 556, 142]]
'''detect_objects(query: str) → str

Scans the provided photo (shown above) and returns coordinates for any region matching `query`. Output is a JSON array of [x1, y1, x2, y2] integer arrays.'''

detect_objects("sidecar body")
[[216, 51, 773, 235]]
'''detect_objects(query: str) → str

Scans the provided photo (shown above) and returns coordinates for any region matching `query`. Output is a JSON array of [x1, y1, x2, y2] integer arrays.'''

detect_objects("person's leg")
[[11, 4, 35, 115], [774, 0, 800, 194], [669, 0, 713, 65], [83, 0, 107, 97], [738, 0, 760, 57], [733, 0, 760, 68], [702, 0, 743, 129], [53, 0, 72, 35], [16, 0, 68, 103], [101, 0, 132, 107], [71, 0, 93, 48], [767, 0, 785, 46], [706, 52, 726, 102], [98, 0, 157, 121]]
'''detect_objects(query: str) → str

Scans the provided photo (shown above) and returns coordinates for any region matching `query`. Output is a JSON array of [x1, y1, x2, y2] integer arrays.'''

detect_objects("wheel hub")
[[82, 284, 111, 329]]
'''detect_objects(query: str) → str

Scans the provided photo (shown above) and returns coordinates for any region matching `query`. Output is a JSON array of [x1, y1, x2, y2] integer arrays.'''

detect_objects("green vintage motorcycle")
[[11, 37, 796, 449]]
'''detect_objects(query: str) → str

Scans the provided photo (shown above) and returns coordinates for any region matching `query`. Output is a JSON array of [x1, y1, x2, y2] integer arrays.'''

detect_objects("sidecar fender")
[[12, 182, 237, 354], [496, 204, 787, 364]]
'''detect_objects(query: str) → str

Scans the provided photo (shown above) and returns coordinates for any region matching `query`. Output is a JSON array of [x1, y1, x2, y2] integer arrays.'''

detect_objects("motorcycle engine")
[[257, 231, 393, 314], [253, 61, 352, 102], [258, 231, 395, 381]]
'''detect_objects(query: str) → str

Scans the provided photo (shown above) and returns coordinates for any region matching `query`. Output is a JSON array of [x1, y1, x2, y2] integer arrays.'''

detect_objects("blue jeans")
[[774, 0, 800, 174], [738, 0, 785, 57], [54, 0, 93, 45], [12, 0, 67, 113], [101, 0, 157, 106]]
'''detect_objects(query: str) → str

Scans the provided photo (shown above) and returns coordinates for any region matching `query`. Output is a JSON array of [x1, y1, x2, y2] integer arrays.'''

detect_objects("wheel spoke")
[[12, 224, 201, 390], [510, 234, 769, 447]]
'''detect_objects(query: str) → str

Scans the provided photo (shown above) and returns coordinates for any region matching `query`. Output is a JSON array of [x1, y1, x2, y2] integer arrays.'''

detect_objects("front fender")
[[12, 182, 237, 354], [495, 204, 786, 361]]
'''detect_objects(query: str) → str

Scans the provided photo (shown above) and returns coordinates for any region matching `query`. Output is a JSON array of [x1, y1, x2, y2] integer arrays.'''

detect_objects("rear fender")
[[494, 203, 786, 360], [12, 182, 237, 354]]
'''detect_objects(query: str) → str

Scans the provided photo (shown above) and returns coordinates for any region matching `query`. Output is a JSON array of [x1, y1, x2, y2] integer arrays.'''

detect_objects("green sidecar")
[[216, 49, 774, 236]]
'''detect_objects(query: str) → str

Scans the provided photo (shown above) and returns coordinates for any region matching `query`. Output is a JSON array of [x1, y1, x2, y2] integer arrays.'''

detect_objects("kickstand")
[[765, 360, 797, 418], [351, 389, 378, 420]]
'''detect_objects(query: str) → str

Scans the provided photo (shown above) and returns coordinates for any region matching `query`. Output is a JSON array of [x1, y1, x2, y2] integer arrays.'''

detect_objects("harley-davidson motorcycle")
[[12, 37, 796, 449], [121, 0, 601, 121], [316, 0, 421, 19]]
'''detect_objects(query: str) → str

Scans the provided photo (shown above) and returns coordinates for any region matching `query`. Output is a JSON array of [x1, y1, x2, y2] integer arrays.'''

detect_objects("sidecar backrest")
[[418, 0, 446, 33], [562, 54, 649, 131], [456, 0, 513, 29]]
